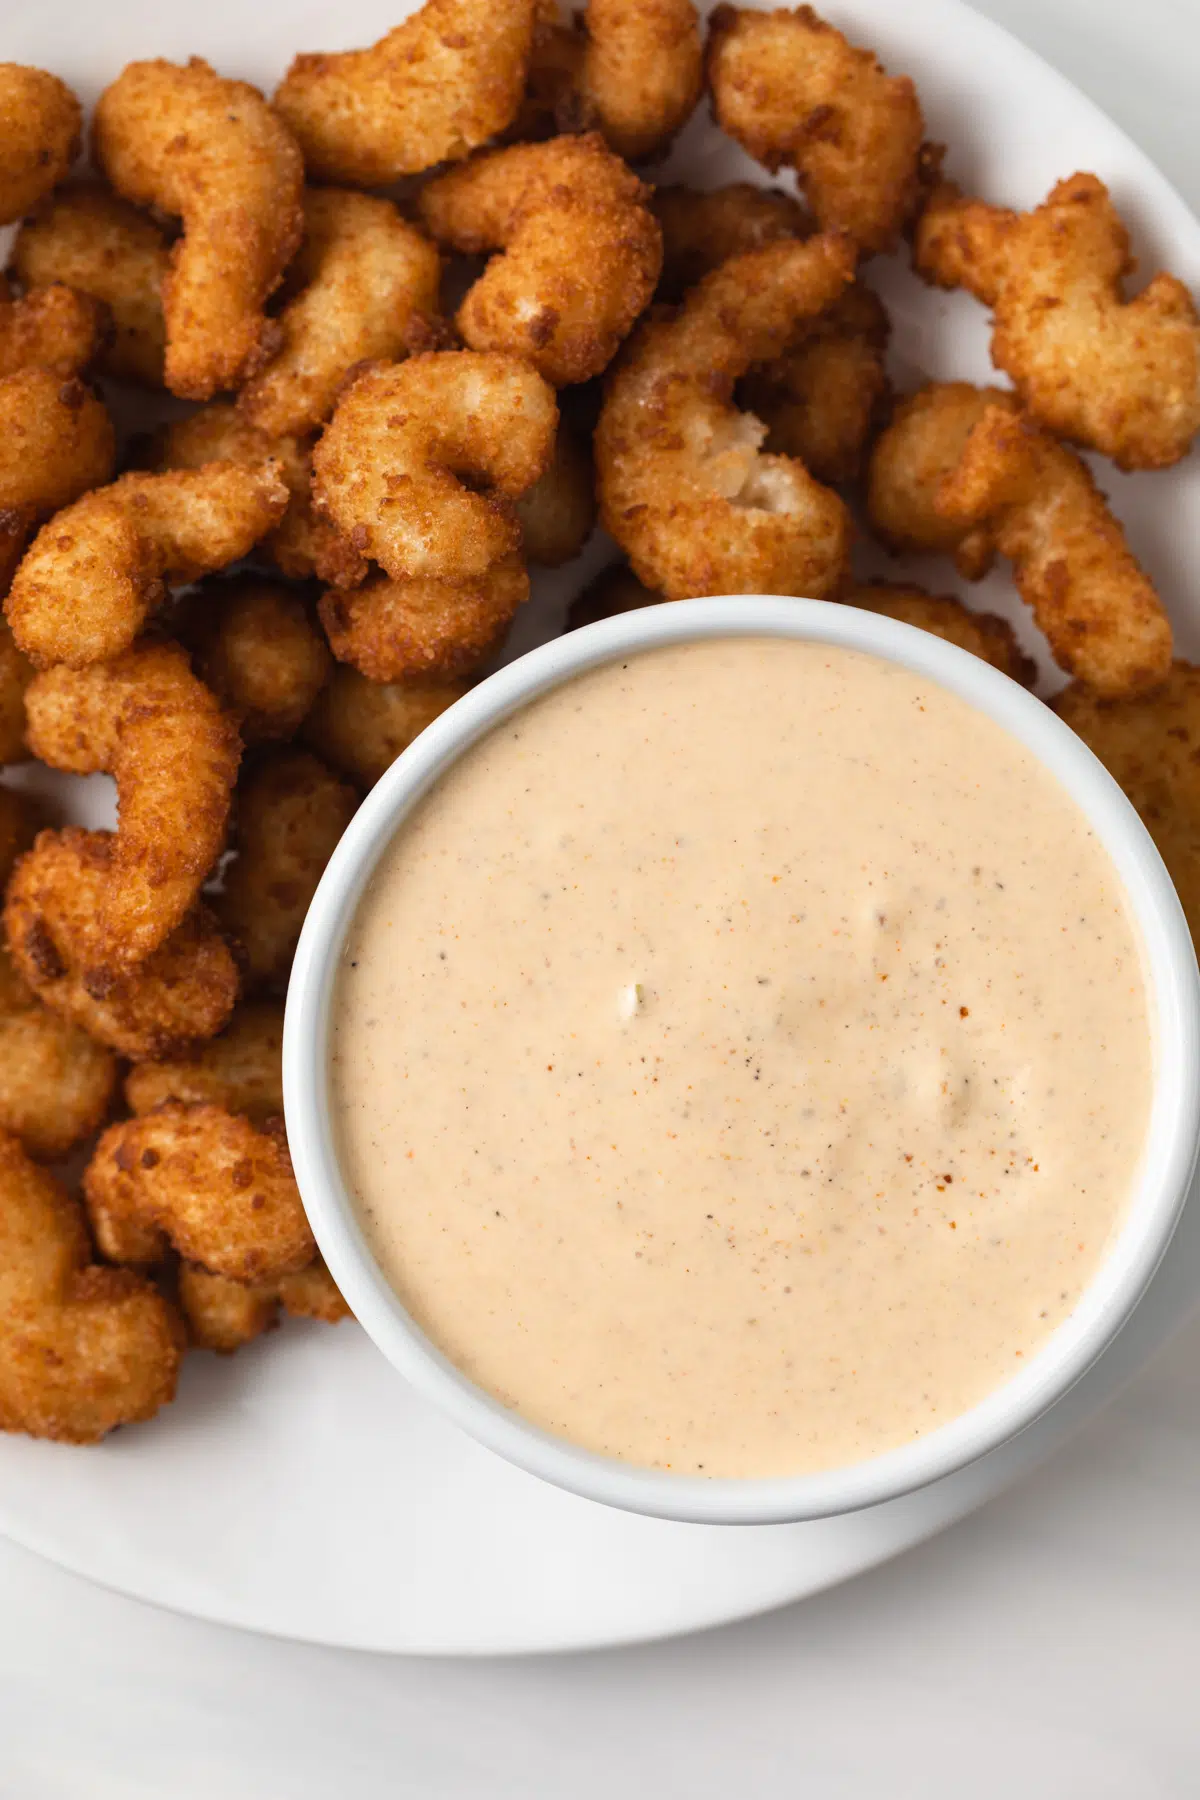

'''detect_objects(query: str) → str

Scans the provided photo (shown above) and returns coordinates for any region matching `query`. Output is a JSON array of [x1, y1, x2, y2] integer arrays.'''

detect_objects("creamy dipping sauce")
[[331, 639, 1153, 1478]]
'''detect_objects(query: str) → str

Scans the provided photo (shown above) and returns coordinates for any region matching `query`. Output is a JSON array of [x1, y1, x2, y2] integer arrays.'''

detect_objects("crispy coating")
[[239, 189, 442, 439], [320, 555, 528, 683], [275, 0, 540, 184], [93, 58, 304, 401], [595, 236, 855, 600], [0, 370, 116, 593], [0, 946, 117, 1161], [312, 353, 557, 581], [182, 577, 331, 746], [4, 829, 238, 1060], [847, 582, 1036, 686], [178, 1256, 349, 1353], [153, 404, 366, 590], [577, 0, 702, 162], [653, 182, 812, 302], [6, 460, 289, 669], [126, 1000, 284, 1125], [0, 277, 108, 380], [0, 788, 39, 886], [302, 666, 465, 789], [937, 405, 1172, 697], [24, 643, 241, 977], [866, 382, 1019, 579], [0, 66, 81, 226], [0, 1131, 182, 1443], [506, 15, 587, 144], [567, 563, 659, 628], [418, 135, 661, 386], [914, 173, 1200, 471], [515, 425, 596, 565], [216, 749, 357, 993], [12, 181, 169, 388], [84, 1104, 314, 1281], [706, 6, 924, 256], [0, 623, 33, 762], [1055, 667, 1200, 944]]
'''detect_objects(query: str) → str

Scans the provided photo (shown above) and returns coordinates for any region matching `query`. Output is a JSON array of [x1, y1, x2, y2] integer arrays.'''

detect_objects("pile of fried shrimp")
[[2, 0, 1199, 1445]]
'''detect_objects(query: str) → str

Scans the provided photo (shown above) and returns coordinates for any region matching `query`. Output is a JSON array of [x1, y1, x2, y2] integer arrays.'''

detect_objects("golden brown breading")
[[6, 461, 289, 669], [514, 425, 595, 565], [0, 66, 81, 226], [914, 172, 1200, 471], [566, 563, 660, 628], [0, 370, 116, 596], [215, 749, 357, 993], [302, 666, 466, 789], [4, 829, 238, 1060], [0, 1130, 182, 1443], [706, 5, 924, 256], [847, 582, 1036, 686], [0, 277, 108, 380], [178, 1255, 349, 1353], [866, 382, 1019, 578], [275, 0, 541, 184], [84, 1104, 314, 1281], [418, 135, 661, 386], [319, 556, 528, 683], [312, 353, 557, 580], [181, 577, 332, 746], [12, 181, 169, 388], [0, 945, 117, 1162], [575, 0, 702, 161], [93, 58, 304, 401], [595, 235, 855, 599], [24, 644, 240, 977], [937, 406, 1172, 697], [653, 182, 812, 302], [239, 189, 442, 439], [0, 788, 39, 886], [0, 624, 33, 762], [125, 1000, 284, 1125], [1054, 667, 1200, 943]]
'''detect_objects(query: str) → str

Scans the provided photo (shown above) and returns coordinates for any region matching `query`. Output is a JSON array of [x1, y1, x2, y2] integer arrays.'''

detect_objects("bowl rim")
[[284, 595, 1200, 1526]]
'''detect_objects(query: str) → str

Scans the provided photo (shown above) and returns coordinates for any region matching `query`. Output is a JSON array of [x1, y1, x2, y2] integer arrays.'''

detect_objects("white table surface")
[[4, 4, 1200, 1794]]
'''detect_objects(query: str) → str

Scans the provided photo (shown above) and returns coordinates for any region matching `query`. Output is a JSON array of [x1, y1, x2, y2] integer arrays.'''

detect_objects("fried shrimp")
[[847, 582, 1036, 685], [576, 0, 702, 161], [653, 182, 812, 302], [0, 1131, 182, 1443], [0, 946, 117, 1162], [319, 555, 528, 682], [514, 424, 595, 565], [706, 5, 924, 256], [178, 1257, 349, 1354], [274, 0, 540, 185], [1055, 667, 1200, 942], [0, 66, 82, 226], [6, 460, 289, 669], [866, 382, 1020, 578], [0, 625, 33, 763], [216, 749, 357, 993], [0, 278, 108, 379], [12, 181, 170, 388], [24, 644, 241, 976], [937, 406, 1172, 697], [4, 830, 238, 1059], [595, 235, 855, 600], [312, 352, 558, 580], [418, 135, 661, 385], [181, 577, 331, 746], [93, 58, 304, 401], [302, 665, 466, 789], [126, 1000, 284, 1125], [914, 172, 1200, 471], [0, 370, 116, 595], [84, 1104, 314, 1282], [238, 189, 442, 440]]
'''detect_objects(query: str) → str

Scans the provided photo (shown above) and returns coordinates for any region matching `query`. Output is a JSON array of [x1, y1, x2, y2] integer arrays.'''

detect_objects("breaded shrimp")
[[180, 577, 331, 746], [302, 666, 466, 789], [0, 624, 33, 762], [215, 749, 357, 993], [0, 66, 82, 225], [847, 582, 1036, 686], [312, 353, 557, 580], [595, 235, 855, 599], [239, 189, 442, 440], [4, 829, 238, 1059], [178, 1256, 349, 1353], [915, 173, 1200, 471], [566, 563, 659, 629], [24, 643, 241, 977], [866, 382, 1020, 578], [12, 181, 169, 387], [0, 371, 116, 595], [84, 1104, 314, 1281], [126, 1000, 284, 1125], [577, 0, 702, 161], [6, 460, 289, 669], [0, 946, 117, 1162], [0, 277, 108, 379], [0, 1131, 182, 1443], [275, 0, 541, 185], [937, 406, 1172, 697], [706, 6, 924, 256], [653, 182, 812, 302], [515, 424, 595, 565], [93, 58, 304, 400], [418, 135, 661, 386], [319, 555, 529, 682]]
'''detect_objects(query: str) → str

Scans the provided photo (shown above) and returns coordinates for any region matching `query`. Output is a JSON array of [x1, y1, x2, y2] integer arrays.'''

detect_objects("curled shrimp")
[[0, 66, 81, 226], [178, 576, 332, 746], [302, 665, 466, 789], [0, 370, 116, 600], [0, 276, 108, 379], [0, 945, 117, 1163]]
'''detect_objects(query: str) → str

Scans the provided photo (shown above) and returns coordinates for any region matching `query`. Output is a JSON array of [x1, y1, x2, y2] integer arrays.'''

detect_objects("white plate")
[[1, 0, 1198, 1656]]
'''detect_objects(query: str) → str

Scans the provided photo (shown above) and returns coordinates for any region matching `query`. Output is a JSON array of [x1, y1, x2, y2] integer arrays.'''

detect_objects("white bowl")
[[284, 597, 1200, 1525]]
